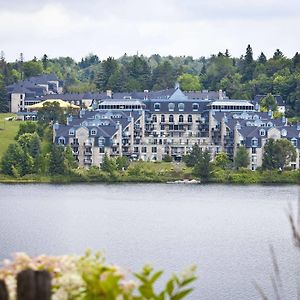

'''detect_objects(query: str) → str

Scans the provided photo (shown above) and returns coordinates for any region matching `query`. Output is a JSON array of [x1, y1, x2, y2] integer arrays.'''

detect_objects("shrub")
[[0, 251, 197, 300]]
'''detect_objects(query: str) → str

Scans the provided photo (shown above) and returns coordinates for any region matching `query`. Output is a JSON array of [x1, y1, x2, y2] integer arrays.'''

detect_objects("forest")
[[0, 45, 300, 116]]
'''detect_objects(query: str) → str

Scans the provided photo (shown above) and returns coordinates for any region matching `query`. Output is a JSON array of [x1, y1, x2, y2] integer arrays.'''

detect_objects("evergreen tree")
[[262, 139, 296, 170], [0, 76, 8, 112], [17, 132, 41, 158], [1, 143, 33, 176], [42, 54, 48, 70], [258, 52, 267, 64], [245, 44, 253, 64], [183, 144, 202, 167], [64, 145, 78, 171], [292, 52, 300, 70], [101, 153, 117, 173], [273, 49, 284, 60], [193, 149, 211, 181], [234, 146, 250, 169], [48, 144, 65, 175]]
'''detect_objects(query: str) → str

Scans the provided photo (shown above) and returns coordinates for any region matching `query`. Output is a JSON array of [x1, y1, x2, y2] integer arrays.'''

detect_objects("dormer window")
[[251, 138, 258, 147], [267, 122, 273, 127], [58, 137, 65, 145], [291, 138, 297, 147], [91, 128, 97, 135], [281, 129, 287, 137], [168, 103, 175, 111], [178, 103, 184, 111], [69, 128, 75, 136], [259, 129, 265, 136], [154, 103, 160, 111], [192, 103, 199, 111]]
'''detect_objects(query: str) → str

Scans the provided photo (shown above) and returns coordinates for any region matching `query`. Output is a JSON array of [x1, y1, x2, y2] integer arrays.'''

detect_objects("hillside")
[[0, 113, 19, 159]]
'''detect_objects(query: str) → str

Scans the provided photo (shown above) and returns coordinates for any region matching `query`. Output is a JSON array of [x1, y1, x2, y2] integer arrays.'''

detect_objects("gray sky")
[[1, 0, 300, 62]]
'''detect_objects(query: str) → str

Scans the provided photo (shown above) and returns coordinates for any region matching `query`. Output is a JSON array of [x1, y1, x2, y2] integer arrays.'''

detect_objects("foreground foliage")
[[0, 251, 196, 300]]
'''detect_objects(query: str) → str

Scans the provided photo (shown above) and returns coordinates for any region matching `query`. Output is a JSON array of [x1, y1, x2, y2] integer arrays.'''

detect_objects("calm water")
[[0, 183, 299, 299]]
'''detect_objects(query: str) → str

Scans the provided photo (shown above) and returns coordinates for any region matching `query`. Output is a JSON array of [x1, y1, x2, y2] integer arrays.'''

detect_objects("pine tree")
[[258, 52, 267, 64], [48, 144, 65, 175], [42, 54, 48, 70], [234, 147, 250, 169], [273, 49, 284, 60], [245, 44, 253, 64]]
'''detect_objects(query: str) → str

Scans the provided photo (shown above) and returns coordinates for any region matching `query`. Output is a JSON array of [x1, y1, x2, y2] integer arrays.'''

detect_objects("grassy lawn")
[[0, 113, 21, 159]]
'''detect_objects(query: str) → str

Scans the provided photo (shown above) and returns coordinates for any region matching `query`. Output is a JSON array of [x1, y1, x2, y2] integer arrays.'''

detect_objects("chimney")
[[53, 121, 59, 130], [218, 89, 223, 100], [106, 90, 112, 98], [268, 109, 273, 119], [144, 90, 149, 100]]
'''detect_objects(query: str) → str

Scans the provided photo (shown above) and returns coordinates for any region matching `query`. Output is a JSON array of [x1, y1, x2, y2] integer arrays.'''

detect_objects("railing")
[[0, 269, 51, 300]]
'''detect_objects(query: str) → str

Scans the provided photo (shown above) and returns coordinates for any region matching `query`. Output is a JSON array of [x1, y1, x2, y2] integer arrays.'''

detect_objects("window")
[[161, 115, 165, 122], [252, 147, 256, 154], [259, 129, 265, 136], [98, 137, 105, 146], [58, 137, 65, 145], [142, 147, 147, 153], [281, 129, 287, 137], [152, 147, 157, 153], [179, 115, 184, 123], [91, 129, 97, 135], [154, 103, 160, 111], [291, 138, 297, 147], [192, 103, 199, 111], [169, 115, 174, 122], [168, 103, 175, 111], [178, 103, 184, 111], [152, 115, 157, 122], [251, 138, 258, 147], [99, 148, 105, 153], [188, 115, 192, 123], [69, 128, 75, 136]]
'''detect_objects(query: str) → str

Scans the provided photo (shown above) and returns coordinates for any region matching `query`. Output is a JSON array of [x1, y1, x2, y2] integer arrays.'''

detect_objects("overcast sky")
[[1, 0, 300, 62]]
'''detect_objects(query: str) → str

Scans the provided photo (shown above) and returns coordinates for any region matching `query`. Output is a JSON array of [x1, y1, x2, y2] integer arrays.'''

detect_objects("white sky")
[[1, 0, 300, 62]]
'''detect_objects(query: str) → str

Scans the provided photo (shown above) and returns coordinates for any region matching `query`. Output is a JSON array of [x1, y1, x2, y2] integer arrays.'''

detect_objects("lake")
[[0, 183, 299, 299]]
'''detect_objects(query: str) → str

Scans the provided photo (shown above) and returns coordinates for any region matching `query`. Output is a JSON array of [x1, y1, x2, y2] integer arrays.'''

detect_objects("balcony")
[[84, 158, 92, 164]]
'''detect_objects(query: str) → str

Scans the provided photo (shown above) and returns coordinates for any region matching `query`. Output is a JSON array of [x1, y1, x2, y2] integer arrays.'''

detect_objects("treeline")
[[1, 45, 300, 115], [0, 121, 78, 178]]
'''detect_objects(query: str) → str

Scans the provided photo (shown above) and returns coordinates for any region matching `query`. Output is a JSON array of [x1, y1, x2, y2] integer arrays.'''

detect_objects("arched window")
[[152, 115, 157, 122], [169, 115, 174, 122], [178, 103, 184, 111], [179, 115, 184, 123], [192, 103, 199, 111], [168, 103, 175, 111], [154, 103, 160, 111], [69, 128, 75, 136], [161, 115, 165, 122], [188, 115, 192, 123]]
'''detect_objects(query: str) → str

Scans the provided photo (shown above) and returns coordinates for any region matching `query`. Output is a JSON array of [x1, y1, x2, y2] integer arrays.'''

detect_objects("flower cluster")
[[0, 250, 196, 300]]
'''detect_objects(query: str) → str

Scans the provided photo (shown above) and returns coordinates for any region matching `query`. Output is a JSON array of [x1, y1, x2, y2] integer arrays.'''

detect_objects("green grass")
[[0, 113, 21, 160]]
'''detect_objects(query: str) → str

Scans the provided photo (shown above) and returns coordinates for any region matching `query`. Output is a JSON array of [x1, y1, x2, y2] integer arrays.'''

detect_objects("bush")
[[0, 251, 197, 300]]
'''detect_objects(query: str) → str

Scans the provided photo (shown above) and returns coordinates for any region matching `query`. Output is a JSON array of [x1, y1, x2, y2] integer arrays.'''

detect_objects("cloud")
[[0, 0, 300, 61]]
